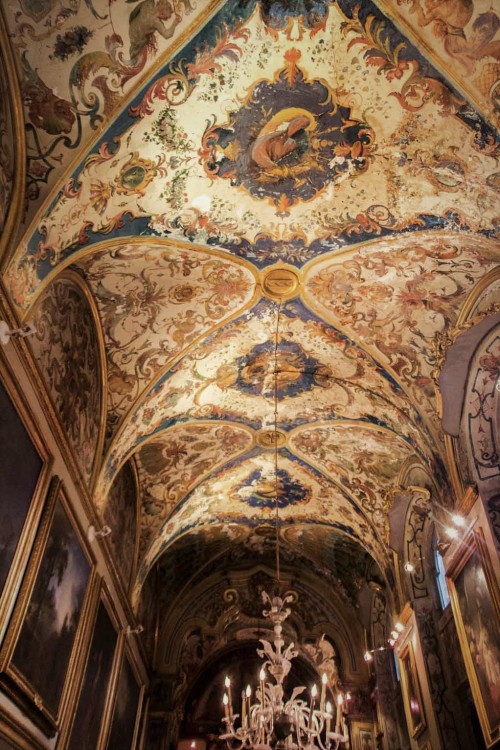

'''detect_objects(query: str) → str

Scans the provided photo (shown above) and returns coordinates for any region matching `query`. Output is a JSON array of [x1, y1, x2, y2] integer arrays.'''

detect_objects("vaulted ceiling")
[[1, 0, 499, 645]]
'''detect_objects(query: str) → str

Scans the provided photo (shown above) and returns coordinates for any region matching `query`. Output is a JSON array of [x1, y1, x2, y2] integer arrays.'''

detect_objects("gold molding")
[[0, 478, 98, 736], [17, 234, 261, 319], [431, 301, 500, 385], [0, 352, 53, 647], [457, 484, 478, 517], [0, 7, 26, 270]]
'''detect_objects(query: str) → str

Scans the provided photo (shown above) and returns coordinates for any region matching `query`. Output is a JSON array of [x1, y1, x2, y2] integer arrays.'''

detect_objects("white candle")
[[336, 693, 343, 733], [223, 693, 229, 719], [320, 673, 327, 711], [326, 701, 332, 734], [225, 676, 232, 715]]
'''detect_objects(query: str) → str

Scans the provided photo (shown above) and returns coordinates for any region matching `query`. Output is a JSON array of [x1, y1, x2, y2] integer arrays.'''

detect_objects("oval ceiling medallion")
[[262, 266, 300, 300], [256, 429, 288, 449]]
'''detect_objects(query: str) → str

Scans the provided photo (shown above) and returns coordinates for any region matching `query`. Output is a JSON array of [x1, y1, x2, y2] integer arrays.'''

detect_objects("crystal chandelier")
[[220, 304, 349, 750]]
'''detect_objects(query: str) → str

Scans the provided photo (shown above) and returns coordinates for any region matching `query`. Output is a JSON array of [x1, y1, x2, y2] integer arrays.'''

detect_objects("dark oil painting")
[[68, 600, 118, 749], [106, 653, 141, 750], [11, 497, 90, 717], [0, 380, 43, 597]]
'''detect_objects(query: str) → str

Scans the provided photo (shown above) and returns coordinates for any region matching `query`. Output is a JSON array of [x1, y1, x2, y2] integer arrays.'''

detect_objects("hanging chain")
[[273, 301, 282, 586]]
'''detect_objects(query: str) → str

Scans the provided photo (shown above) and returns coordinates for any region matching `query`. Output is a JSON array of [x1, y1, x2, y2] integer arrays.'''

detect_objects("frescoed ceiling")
[[1, 0, 499, 639]]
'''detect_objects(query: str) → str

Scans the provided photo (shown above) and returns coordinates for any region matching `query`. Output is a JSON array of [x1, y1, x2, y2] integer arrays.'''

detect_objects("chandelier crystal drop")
[[220, 302, 348, 750]]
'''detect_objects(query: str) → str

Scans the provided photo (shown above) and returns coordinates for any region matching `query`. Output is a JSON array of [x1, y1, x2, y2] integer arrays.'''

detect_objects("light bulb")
[[452, 514, 465, 527], [225, 676, 230, 688], [326, 701, 332, 714], [395, 622, 404, 632], [259, 668, 265, 681], [223, 693, 228, 706], [391, 630, 399, 640], [246, 685, 252, 698], [346, 693, 351, 701], [311, 684, 318, 697], [364, 650, 373, 662], [447, 527, 458, 539], [337, 693, 344, 705], [404, 561, 414, 572], [322, 672, 328, 685]]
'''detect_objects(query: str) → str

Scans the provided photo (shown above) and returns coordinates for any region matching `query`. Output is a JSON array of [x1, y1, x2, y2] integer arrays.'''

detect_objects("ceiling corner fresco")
[[1, 0, 498, 606]]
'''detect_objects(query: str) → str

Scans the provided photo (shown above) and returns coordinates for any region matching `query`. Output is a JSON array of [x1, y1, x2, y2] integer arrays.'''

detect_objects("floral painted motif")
[[134, 422, 253, 558], [95, 297, 430, 504], [306, 233, 500, 437], [290, 423, 415, 538], [30, 275, 103, 485], [77, 242, 256, 444]]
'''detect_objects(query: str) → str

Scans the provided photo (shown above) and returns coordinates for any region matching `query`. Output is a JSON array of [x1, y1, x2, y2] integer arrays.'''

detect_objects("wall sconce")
[[126, 625, 144, 636], [0, 321, 37, 346], [87, 524, 111, 543]]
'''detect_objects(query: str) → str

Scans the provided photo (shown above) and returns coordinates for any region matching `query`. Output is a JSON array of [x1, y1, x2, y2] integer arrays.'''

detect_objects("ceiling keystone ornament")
[[257, 429, 288, 449], [262, 267, 301, 301], [200, 48, 374, 215]]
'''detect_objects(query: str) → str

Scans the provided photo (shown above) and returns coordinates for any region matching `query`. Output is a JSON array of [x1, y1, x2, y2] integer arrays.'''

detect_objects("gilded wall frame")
[[397, 640, 426, 739], [104, 638, 145, 750], [58, 580, 121, 750], [349, 720, 377, 750], [447, 528, 500, 748], [0, 359, 52, 645], [0, 478, 97, 736], [0, 706, 45, 750]]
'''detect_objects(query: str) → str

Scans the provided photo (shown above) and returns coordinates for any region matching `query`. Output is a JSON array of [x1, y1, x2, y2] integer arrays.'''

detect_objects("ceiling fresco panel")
[[375, 0, 500, 130], [5, 0, 499, 310], [29, 271, 105, 487], [304, 232, 500, 439], [94, 297, 433, 503], [289, 423, 417, 538], [75, 241, 258, 443], [137, 449, 391, 586], [0, 0, 221, 226], [133, 421, 254, 553]]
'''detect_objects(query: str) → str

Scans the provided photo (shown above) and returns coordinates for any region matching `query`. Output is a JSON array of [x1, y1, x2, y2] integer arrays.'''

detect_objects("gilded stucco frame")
[[57, 578, 122, 750], [103, 635, 146, 750], [0, 356, 52, 647], [446, 528, 500, 748], [0, 478, 97, 737], [397, 639, 426, 739], [0, 705, 45, 750], [349, 720, 377, 750]]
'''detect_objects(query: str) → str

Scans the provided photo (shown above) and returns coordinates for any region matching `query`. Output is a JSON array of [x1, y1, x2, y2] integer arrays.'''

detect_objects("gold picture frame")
[[350, 720, 377, 750], [58, 580, 121, 750], [104, 637, 146, 750], [0, 361, 52, 646], [398, 640, 426, 738], [0, 478, 97, 736], [0, 705, 46, 750], [447, 528, 500, 748]]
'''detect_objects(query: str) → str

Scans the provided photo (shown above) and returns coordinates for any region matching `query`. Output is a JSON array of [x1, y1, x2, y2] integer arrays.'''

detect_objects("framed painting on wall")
[[105, 644, 144, 750], [398, 640, 426, 738], [350, 720, 377, 750], [0, 706, 45, 750], [0, 479, 96, 735], [63, 586, 119, 750], [447, 528, 500, 748], [0, 365, 51, 644]]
